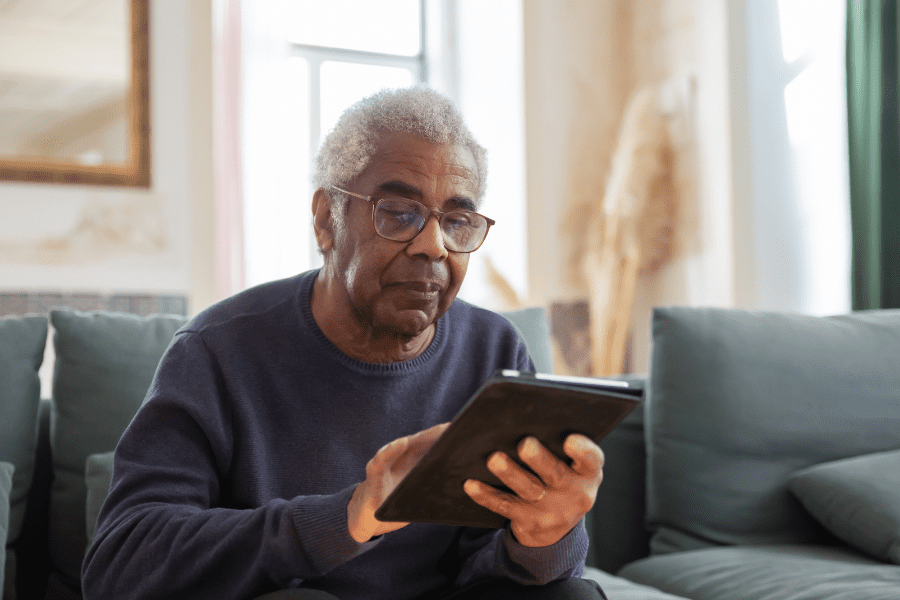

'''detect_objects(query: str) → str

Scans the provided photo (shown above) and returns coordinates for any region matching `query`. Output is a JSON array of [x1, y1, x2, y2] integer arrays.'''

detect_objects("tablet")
[[374, 370, 642, 528]]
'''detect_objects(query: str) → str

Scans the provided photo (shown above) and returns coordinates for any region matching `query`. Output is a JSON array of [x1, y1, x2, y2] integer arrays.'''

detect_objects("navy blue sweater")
[[82, 270, 588, 600]]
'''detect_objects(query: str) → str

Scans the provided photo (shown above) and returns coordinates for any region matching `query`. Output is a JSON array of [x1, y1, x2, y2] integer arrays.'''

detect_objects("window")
[[740, 0, 850, 314], [777, 0, 850, 315], [242, 0, 424, 288], [240, 0, 527, 310]]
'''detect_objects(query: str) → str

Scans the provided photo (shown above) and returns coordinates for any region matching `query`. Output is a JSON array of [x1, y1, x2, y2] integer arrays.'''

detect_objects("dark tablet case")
[[374, 370, 642, 528]]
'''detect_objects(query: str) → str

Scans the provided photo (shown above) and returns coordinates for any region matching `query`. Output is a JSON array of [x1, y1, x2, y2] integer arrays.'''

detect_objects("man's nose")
[[406, 213, 449, 260]]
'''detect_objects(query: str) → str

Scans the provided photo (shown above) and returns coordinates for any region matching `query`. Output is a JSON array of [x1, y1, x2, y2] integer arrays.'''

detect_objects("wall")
[[523, 0, 735, 372], [0, 0, 216, 314], [628, 0, 737, 371]]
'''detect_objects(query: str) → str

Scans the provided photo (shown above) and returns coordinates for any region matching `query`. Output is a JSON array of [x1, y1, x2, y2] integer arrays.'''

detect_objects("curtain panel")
[[213, 0, 247, 300], [846, 0, 900, 309]]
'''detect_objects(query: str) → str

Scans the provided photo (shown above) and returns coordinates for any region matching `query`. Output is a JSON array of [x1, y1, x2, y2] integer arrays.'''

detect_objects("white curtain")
[[240, 0, 313, 289], [213, 0, 246, 298]]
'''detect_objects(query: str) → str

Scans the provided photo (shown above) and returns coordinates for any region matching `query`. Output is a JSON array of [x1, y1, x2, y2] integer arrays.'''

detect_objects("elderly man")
[[82, 86, 607, 600]]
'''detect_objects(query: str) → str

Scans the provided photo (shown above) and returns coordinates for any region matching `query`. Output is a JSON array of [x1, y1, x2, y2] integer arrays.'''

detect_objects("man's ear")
[[312, 188, 334, 252]]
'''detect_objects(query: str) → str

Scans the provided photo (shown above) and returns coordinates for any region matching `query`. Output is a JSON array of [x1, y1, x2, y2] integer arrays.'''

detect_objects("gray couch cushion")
[[620, 544, 900, 600], [49, 309, 188, 587], [0, 315, 47, 546], [585, 375, 650, 574], [0, 314, 47, 598], [646, 308, 900, 552], [84, 451, 115, 551], [1, 461, 14, 599], [789, 449, 900, 564], [582, 566, 688, 599], [499, 307, 553, 373]]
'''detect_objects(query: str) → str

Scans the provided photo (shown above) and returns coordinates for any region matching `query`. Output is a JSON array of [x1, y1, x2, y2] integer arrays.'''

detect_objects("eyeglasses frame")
[[329, 185, 495, 253]]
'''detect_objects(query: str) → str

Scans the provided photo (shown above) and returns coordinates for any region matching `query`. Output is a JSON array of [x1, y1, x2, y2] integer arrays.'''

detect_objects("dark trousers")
[[253, 578, 607, 600], [430, 577, 608, 600]]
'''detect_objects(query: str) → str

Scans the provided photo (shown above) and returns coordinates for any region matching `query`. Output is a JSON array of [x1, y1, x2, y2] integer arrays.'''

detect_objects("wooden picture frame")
[[0, 0, 150, 187]]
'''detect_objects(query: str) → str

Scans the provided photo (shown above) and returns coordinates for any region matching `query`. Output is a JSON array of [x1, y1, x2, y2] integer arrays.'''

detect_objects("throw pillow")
[[645, 307, 900, 553], [789, 449, 900, 564], [1, 461, 14, 599], [0, 314, 47, 593], [85, 451, 115, 551], [48, 309, 188, 588]]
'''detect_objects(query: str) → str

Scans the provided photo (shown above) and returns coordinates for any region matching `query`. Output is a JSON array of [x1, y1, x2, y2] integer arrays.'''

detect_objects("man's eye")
[[383, 209, 418, 222], [444, 213, 476, 229]]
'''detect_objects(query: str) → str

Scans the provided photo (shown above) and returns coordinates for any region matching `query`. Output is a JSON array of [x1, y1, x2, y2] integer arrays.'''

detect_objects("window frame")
[[288, 43, 427, 163]]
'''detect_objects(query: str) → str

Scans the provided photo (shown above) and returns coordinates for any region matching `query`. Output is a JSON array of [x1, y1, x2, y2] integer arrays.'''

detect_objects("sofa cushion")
[[585, 374, 651, 574], [619, 544, 900, 600], [84, 452, 115, 550], [0, 314, 47, 597], [48, 309, 188, 588], [1, 461, 14, 598], [499, 307, 553, 373], [645, 307, 900, 553], [0, 315, 47, 545], [789, 449, 900, 565], [582, 566, 688, 599]]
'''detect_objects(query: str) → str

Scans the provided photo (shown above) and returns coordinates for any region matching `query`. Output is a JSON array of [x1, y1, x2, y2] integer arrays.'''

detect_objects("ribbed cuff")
[[501, 521, 588, 583], [291, 484, 380, 576]]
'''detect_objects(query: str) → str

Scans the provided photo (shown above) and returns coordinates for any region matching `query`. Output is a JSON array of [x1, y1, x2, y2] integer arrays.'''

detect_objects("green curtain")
[[846, 0, 900, 310]]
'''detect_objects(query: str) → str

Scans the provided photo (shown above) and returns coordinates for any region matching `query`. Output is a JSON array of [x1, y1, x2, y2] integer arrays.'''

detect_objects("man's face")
[[329, 131, 479, 338]]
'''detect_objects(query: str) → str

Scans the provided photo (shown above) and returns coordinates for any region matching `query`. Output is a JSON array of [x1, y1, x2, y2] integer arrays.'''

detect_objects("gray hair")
[[313, 85, 488, 204]]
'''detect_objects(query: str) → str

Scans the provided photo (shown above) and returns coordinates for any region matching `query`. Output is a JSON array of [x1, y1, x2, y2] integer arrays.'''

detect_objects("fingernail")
[[464, 479, 479, 494], [522, 437, 539, 458], [488, 452, 505, 470]]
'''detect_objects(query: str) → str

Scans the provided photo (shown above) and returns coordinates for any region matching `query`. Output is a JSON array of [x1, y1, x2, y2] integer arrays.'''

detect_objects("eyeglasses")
[[330, 185, 495, 253]]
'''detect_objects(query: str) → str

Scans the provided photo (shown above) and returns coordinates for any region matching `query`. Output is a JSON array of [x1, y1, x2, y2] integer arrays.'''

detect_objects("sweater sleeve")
[[81, 332, 378, 600], [455, 521, 589, 587]]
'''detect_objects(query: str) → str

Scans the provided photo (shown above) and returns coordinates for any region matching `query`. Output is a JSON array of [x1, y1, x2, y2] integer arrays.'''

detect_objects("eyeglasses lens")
[[374, 198, 487, 252], [374, 199, 423, 238]]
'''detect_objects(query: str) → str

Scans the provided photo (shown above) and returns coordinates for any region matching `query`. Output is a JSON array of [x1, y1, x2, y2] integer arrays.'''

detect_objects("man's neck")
[[311, 270, 435, 364]]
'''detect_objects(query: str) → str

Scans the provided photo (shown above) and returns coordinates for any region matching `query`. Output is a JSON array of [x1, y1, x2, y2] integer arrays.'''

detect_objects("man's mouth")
[[389, 281, 443, 296]]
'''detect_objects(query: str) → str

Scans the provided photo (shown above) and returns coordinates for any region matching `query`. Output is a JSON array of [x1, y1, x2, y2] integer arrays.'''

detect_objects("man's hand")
[[463, 434, 604, 547], [347, 422, 450, 543]]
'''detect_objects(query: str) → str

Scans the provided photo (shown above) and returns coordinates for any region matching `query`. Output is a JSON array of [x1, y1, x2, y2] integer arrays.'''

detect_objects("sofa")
[[1, 305, 899, 599], [581, 306, 900, 599]]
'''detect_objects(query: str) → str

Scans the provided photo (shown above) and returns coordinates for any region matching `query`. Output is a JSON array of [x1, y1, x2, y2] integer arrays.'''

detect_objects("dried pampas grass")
[[583, 84, 678, 376], [482, 81, 681, 377]]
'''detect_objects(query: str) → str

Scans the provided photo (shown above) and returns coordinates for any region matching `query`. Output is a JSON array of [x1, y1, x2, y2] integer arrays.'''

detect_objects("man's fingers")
[[563, 434, 604, 478], [408, 422, 450, 449], [466, 435, 606, 549], [397, 422, 449, 467], [517, 437, 569, 488], [367, 437, 406, 475], [463, 479, 523, 521], [486, 452, 546, 502], [369, 423, 450, 477], [353, 423, 452, 544]]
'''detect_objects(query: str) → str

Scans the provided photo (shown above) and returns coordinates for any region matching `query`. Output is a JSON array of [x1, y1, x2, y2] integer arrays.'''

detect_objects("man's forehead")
[[374, 179, 476, 211], [371, 133, 474, 169], [360, 132, 479, 204]]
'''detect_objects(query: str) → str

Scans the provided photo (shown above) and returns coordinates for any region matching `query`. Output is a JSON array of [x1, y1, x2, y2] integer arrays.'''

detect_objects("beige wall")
[[0, 0, 216, 315], [524, 0, 736, 372]]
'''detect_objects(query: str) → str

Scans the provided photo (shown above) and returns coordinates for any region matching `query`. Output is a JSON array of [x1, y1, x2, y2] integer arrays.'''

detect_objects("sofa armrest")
[[586, 374, 650, 574]]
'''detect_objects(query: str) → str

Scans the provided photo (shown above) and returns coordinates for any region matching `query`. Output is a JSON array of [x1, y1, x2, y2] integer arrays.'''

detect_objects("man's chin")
[[370, 290, 457, 338], [377, 308, 437, 339]]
